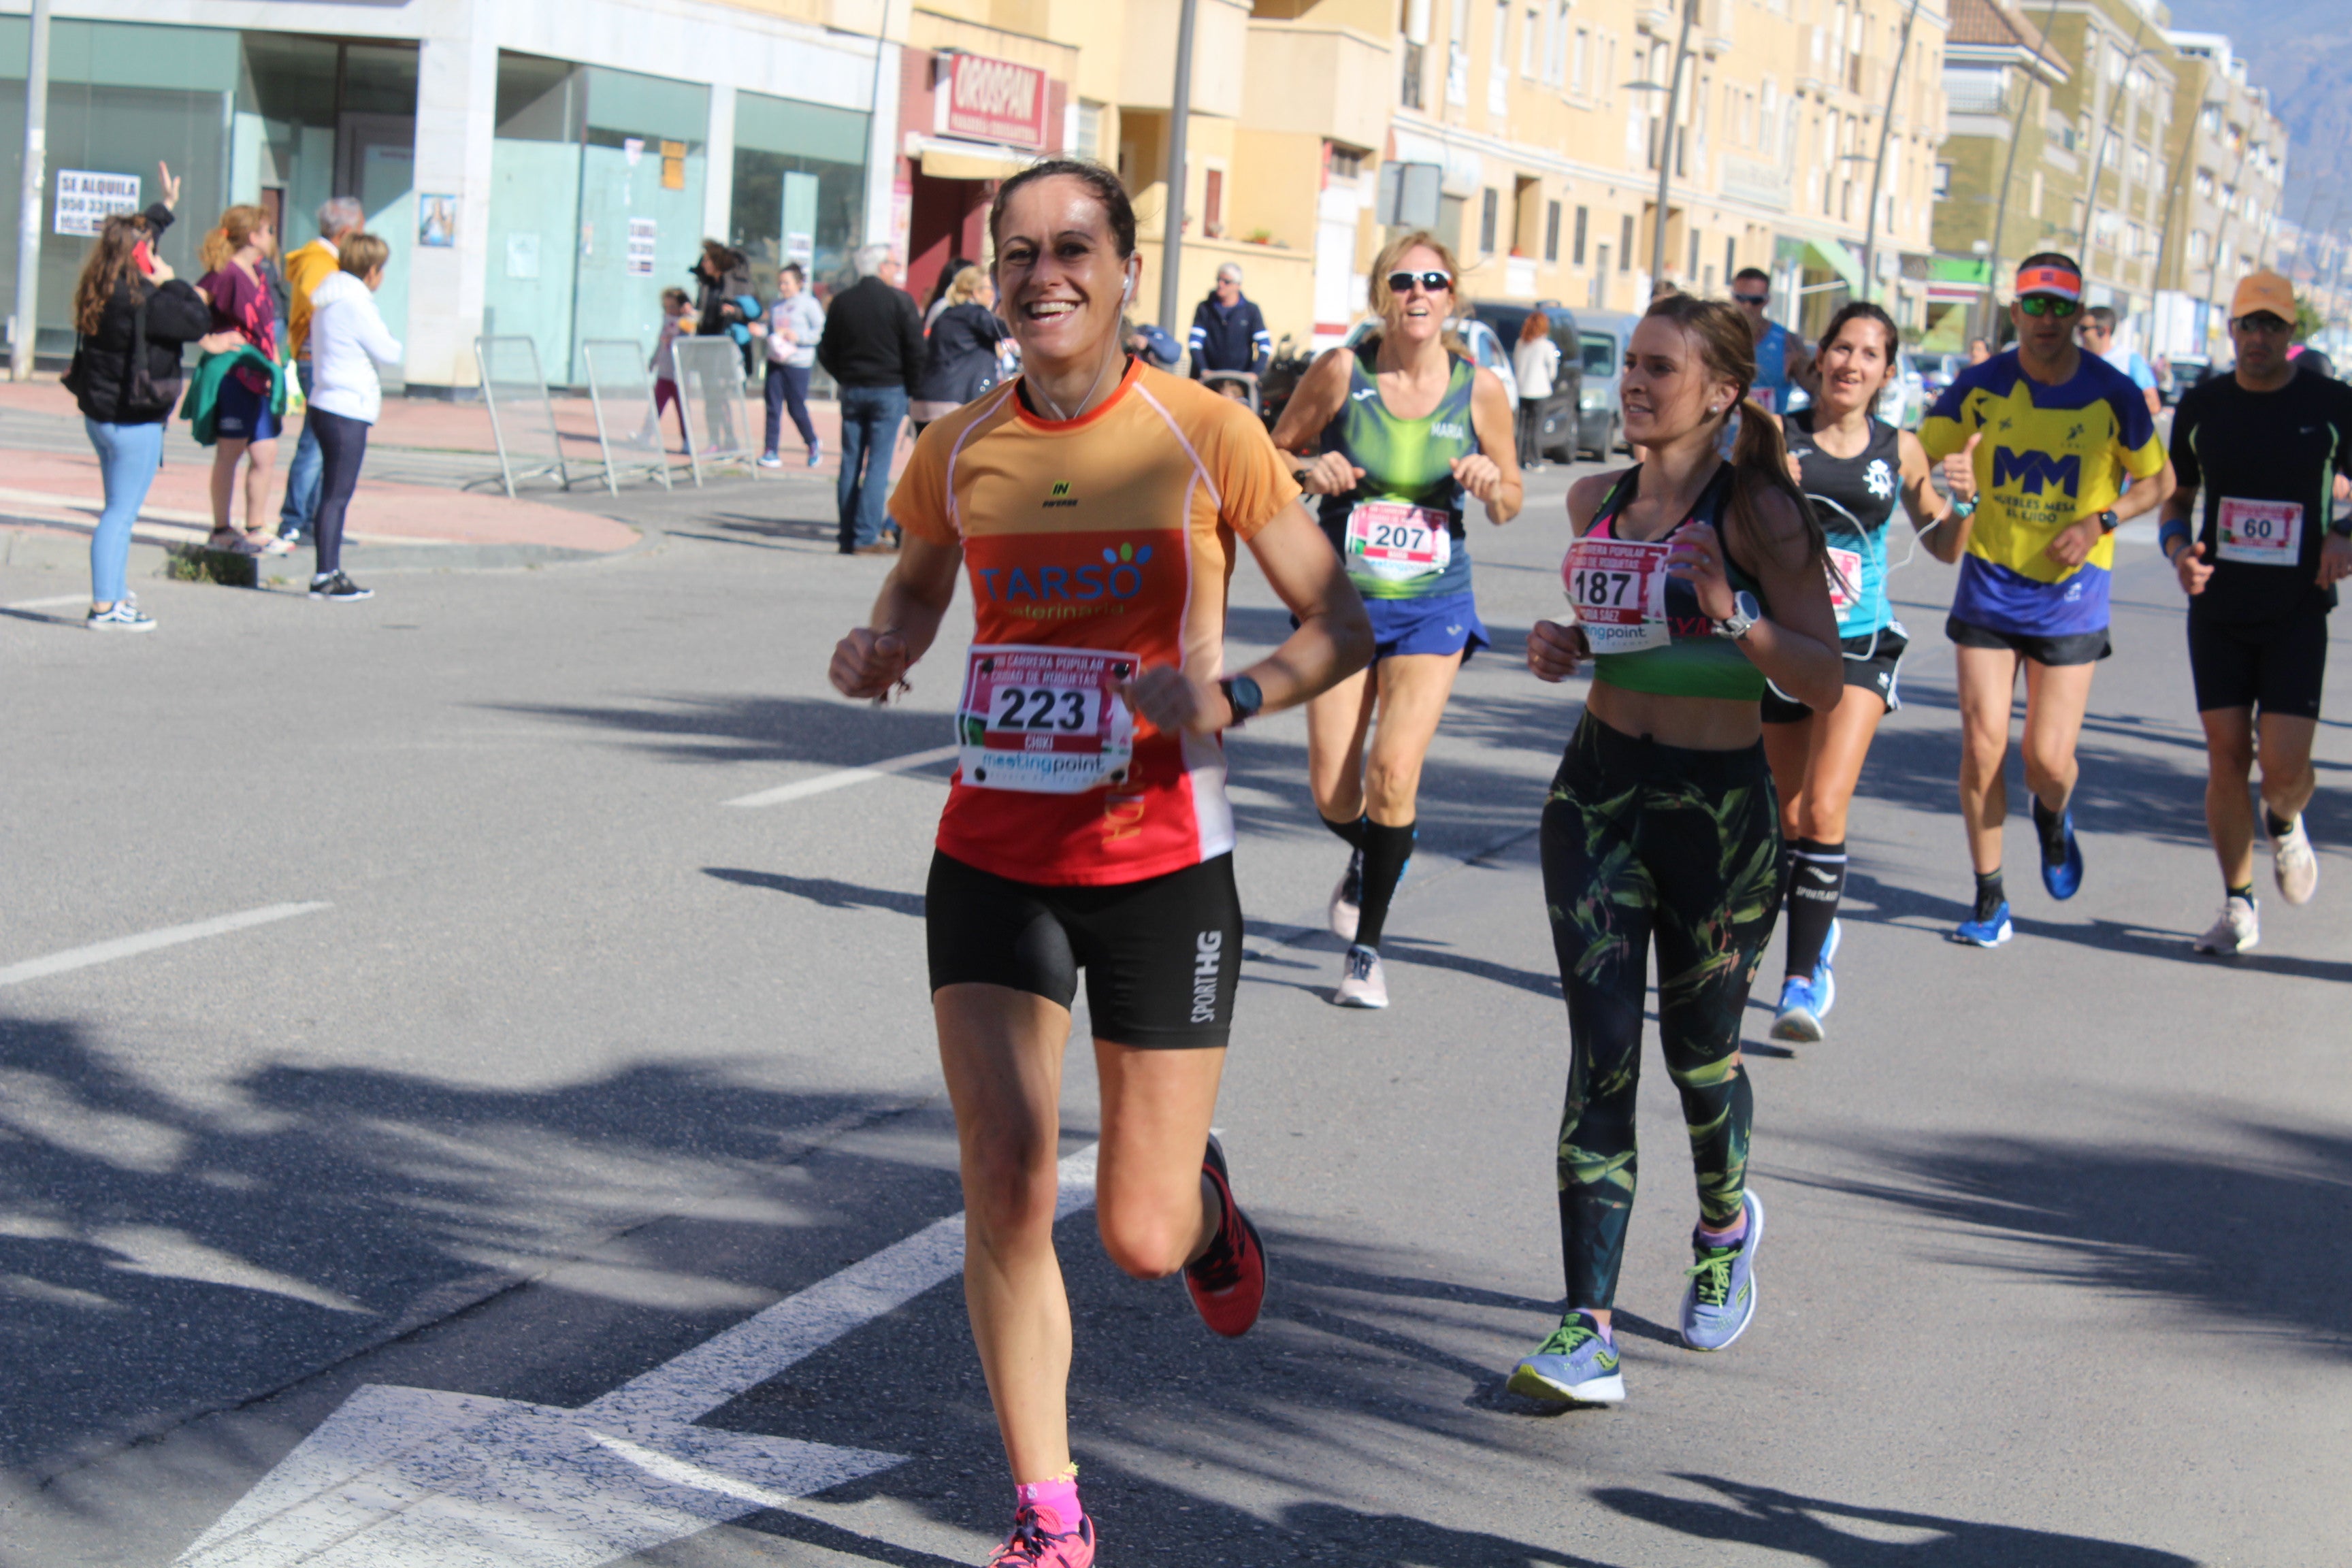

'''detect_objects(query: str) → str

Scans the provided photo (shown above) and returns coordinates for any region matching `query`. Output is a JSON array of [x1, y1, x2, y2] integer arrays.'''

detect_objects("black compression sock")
[[2265, 810, 2296, 840], [2227, 882, 2255, 903], [2030, 794, 2070, 856], [1784, 838, 1847, 979], [1354, 819, 1416, 949], [1322, 813, 1369, 851], [1974, 868, 2006, 922]]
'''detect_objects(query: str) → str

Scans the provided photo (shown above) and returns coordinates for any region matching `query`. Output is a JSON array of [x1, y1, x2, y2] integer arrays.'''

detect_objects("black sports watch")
[[2096, 508, 2121, 534], [1218, 674, 1263, 729]]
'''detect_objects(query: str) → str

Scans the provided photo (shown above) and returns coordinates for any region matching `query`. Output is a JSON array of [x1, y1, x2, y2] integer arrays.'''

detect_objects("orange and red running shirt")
[[888, 359, 1301, 887]]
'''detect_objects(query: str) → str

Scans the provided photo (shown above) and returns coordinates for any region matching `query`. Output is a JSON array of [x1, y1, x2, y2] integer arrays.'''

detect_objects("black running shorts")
[[2187, 611, 2329, 719], [1946, 614, 2111, 666], [925, 850, 1244, 1049], [1761, 625, 1910, 723]]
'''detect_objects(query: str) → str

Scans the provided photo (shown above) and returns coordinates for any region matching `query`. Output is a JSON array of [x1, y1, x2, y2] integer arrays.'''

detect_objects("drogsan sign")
[[936, 52, 1048, 150]]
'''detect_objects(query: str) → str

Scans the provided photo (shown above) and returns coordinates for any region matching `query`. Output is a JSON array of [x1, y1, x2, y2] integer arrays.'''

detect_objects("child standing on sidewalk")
[[650, 289, 693, 451]]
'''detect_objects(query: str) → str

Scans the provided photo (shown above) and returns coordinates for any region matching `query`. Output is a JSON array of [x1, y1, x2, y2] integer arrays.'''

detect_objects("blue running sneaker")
[[1681, 1190, 1765, 1352], [1507, 1313, 1624, 1405], [1769, 975, 1823, 1043], [1810, 918, 1839, 1016], [1949, 900, 2012, 948], [2038, 806, 2085, 900]]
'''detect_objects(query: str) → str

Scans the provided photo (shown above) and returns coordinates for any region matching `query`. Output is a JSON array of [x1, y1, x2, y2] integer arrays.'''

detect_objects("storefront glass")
[[731, 92, 868, 296], [485, 52, 707, 386]]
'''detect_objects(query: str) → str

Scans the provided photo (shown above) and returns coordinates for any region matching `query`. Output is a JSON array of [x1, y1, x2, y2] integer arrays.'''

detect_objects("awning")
[[909, 135, 1041, 182], [1803, 237, 1865, 292]]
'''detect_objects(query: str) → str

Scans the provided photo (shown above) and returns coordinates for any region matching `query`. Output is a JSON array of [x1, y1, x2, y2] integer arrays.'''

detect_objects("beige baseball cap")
[[2230, 271, 2297, 322]]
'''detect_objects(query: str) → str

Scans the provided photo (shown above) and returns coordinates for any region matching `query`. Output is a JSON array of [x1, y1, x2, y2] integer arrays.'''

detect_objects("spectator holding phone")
[[67, 161, 238, 630], [757, 263, 825, 468]]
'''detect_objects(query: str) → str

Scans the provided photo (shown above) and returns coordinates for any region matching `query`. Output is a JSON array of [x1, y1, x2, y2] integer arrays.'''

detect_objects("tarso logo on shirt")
[[1044, 480, 1077, 508], [1991, 446, 2080, 497], [977, 543, 1155, 619]]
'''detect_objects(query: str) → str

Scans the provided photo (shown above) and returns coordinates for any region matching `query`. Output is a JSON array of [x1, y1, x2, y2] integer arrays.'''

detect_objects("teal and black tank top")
[[1316, 347, 1478, 601], [1784, 407, 1901, 638], [1567, 462, 1769, 702]]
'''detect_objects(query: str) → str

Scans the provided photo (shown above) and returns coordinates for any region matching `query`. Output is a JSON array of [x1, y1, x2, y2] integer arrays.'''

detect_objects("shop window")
[[733, 91, 870, 293]]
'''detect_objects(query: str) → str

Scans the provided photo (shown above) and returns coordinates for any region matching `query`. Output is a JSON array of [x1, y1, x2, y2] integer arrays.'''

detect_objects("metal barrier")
[[670, 335, 756, 487], [579, 338, 674, 495], [474, 336, 570, 496]]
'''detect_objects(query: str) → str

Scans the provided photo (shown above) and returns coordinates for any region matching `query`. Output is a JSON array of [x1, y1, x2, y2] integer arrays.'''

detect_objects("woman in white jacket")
[[303, 231, 403, 602]]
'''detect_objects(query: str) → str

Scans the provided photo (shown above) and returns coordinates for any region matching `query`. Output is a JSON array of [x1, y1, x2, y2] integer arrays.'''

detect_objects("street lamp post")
[[1646, 0, 1696, 295], [1157, 0, 1200, 342], [10, 0, 51, 382], [1859, 0, 1924, 304]]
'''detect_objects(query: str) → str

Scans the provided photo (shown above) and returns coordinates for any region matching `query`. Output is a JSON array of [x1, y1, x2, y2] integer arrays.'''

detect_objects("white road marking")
[[723, 743, 959, 808], [0, 903, 332, 990], [177, 1143, 1101, 1567]]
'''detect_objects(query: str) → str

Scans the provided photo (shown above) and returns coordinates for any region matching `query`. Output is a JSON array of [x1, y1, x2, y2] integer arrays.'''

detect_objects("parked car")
[[1876, 351, 1929, 429], [1573, 308, 1641, 459], [2161, 355, 2212, 406], [1471, 300, 1586, 463], [1918, 352, 1965, 401]]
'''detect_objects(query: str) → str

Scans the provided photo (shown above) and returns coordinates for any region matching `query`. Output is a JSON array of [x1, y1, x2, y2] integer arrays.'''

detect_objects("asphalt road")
[[2, 453, 2347, 1567]]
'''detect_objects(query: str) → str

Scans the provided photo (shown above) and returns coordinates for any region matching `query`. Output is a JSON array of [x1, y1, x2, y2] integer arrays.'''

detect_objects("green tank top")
[[1567, 463, 1770, 702], [1315, 348, 1477, 600]]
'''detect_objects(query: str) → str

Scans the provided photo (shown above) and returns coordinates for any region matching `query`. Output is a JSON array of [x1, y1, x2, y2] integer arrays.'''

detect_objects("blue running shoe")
[[2038, 808, 2084, 900], [1680, 1190, 1765, 1352], [1507, 1313, 1624, 1404], [1811, 918, 1839, 1017], [1769, 975, 1823, 1043], [1949, 900, 2012, 948]]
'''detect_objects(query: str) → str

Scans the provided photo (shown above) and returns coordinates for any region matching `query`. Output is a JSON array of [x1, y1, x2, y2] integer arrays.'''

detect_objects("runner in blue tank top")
[[1731, 267, 1814, 416], [1270, 231, 1522, 1009], [1761, 301, 1973, 1043]]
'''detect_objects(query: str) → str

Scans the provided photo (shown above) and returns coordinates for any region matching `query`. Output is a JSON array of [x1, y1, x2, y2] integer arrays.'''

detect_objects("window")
[[1075, 102, 1104, 162], [1725, 235, 1737, 278], [1573, 28, 1589, 95], [1688, 229, 1700, 281], [1204, 168, 1224, 238], [1619, 211, 1635, 270], [1489, 0, 1512, 114], [1523, 5, 1540, 76], [1573, 203, 1589, 264], [1481, 188, 1499, 252], [1329, 145, 1363, 180], [1546, 199, 1562, 261]]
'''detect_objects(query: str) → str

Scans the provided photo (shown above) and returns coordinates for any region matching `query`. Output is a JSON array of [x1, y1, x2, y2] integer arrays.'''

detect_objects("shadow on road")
[[705, 866, 926, 917], [1592, 1474, 2195, 1565]]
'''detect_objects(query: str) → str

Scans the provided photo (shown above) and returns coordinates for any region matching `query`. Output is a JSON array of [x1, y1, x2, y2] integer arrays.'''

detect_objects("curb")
[[0, 522, 660, 582]]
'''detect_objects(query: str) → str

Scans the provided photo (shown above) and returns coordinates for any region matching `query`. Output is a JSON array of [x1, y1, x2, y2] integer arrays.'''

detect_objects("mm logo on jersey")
[[1044, 480, 1077, 509], [1991, 446, 2080, 497]]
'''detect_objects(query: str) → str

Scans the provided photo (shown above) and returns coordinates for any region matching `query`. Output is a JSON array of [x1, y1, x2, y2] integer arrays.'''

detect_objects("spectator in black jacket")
[[911, 265, 1009, 434], [68, 168, 235, 631], [815, 245, 924, 553], [1186, 263, 1270, 380]]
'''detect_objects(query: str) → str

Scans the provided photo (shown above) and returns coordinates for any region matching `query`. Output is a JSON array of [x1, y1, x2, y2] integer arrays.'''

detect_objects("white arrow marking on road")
[[176, 1143, 1101, 1567], [0, 902, 333, 989], [723, 745, 959, 808]]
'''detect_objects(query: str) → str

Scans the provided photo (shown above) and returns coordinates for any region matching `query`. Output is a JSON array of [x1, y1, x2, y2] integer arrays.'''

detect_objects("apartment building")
[[1373, 0, 1948, 338], [2151, 30, 2288, 359], [1929, 0, 2076, 343]]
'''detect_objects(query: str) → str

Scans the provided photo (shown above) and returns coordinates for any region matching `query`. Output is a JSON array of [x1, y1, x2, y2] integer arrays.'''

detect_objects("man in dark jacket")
[[1186, 264, 1270, 380], [815, 245, 924, 553]]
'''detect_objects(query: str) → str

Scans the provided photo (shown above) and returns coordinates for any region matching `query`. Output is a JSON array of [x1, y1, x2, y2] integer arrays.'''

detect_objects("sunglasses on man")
[[2018, 295, 2080, 318], [1386, 270, 1452, 295], [2232, 312, 2291, 334], [1731, 292, 1769, 306]]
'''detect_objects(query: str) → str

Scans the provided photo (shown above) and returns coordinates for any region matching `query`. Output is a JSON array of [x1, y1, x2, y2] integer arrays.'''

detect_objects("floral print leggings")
[[1540, 713, 1782, 1310]]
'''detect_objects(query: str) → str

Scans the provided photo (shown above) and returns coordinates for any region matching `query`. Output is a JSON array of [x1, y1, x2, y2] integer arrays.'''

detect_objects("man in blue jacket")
[[1188, 264, 1270, 380]]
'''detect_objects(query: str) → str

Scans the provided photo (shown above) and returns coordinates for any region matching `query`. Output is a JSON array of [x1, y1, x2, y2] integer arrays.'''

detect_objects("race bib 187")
[[1561, 534, 1671, 653], [2216, 497, 2302, 567], [956, 644, 1136, 794], [1344, 501, 1452, 585]]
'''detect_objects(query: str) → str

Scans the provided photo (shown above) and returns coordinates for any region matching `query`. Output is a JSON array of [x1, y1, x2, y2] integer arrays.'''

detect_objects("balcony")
[[1242, 19, 1393, 152]]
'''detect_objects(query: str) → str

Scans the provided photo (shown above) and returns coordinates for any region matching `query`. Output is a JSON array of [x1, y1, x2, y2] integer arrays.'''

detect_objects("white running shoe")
[[1328, 849, 1363, 942], [2191, 896, 2259, 956], [2270, 815, 2319, 906], [1333, 944, 1388, 1008]]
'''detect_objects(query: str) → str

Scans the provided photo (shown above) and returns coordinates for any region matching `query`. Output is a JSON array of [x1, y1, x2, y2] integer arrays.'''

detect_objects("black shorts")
[[1946, 615, 2111, 666], [2187, 611, 2330, 718], [925, 850, 1244, 1049], [1762, 625, 1910, 723]]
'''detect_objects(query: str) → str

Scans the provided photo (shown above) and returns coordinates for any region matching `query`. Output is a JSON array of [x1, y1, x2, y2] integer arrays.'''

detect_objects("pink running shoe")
[[985, 1503, 1096, 1566]]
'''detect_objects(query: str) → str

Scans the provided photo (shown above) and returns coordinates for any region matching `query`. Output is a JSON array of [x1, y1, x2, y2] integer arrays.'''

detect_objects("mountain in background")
[[2160, 0, 2350, 246]]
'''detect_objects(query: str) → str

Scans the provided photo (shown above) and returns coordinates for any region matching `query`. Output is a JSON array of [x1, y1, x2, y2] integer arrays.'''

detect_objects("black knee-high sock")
[[1354, 819, 1416, 949], [1783, 837, 1847, 979], [1322, 813, 1369, 851]]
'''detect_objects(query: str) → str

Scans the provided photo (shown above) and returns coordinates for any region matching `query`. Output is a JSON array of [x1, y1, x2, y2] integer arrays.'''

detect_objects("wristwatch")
[[2096, 508, 2121, 534], [1710, 591, 1762, 642], [1218, 674, 1264, 728]]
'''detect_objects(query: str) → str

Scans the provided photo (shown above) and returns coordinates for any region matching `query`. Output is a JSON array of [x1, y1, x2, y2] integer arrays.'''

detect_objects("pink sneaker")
[[985, 1503, 1096, 1566]]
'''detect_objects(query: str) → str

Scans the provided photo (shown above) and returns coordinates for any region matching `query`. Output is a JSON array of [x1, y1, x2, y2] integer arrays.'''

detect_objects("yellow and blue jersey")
[[1919, 349, 2167, 636]]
